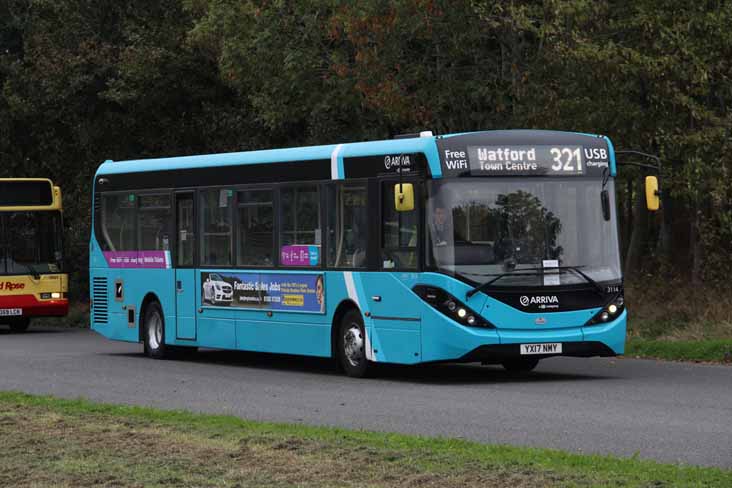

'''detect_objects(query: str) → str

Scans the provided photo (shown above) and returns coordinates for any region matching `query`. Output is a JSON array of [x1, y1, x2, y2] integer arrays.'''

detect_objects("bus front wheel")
[[338, 309, 370, 378], [143, 302, 169, 359], [501, 358, 540, 373], [9, 318, 30, 333]]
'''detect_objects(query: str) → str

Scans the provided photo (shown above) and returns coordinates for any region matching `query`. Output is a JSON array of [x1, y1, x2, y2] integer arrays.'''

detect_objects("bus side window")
[[138, 194, 172, 252], [237, 189, 274, 266], [382, 182, 418, 270], [200, 189, 233, 266], [176, 193, 195, 267], [326, 183, 368, 269], [280, 185, 321, 266], [101, 193, 136, 251]]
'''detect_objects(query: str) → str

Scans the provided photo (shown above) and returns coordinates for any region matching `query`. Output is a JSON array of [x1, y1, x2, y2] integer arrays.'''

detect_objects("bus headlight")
[[585, 294, 625, 326], [413, 285, 494, 328], [40, 292, 63, 300]]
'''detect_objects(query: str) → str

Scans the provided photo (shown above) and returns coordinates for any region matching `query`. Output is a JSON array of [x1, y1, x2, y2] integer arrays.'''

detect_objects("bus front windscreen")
[[426, 178, 622, 287], [1, 211, 64, 275]]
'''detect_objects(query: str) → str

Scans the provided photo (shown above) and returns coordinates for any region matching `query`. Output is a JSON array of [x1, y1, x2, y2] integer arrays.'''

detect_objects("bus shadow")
[[370, 362, 613, 384], [191, 349, 343, 377], [107, 349, 343, 377], [110, 348, 613, 384]]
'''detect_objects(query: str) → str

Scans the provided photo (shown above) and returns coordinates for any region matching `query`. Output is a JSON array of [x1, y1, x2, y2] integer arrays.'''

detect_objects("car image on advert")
[[202, 273, 233, 305]]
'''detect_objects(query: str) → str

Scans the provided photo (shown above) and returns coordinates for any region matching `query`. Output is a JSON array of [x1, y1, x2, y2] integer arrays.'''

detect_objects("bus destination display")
[[467, 145, 591, 176], [0, 180, 54, 206]]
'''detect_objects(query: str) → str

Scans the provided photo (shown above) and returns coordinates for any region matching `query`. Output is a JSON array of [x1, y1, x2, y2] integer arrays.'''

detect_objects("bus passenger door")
[[359, 179, 423, 364], [175, 192, 197, 340]]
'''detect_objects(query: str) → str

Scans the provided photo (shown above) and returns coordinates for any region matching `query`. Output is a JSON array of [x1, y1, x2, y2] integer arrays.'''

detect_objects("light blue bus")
[[90, 130, 656, 377]]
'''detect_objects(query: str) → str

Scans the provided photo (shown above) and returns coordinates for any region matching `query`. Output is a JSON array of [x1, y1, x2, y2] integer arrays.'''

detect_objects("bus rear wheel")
[[338, 309, 370, 378], [143, 302, 169, 359], [9, 318, 30, 333], [501, 358, 540, 373]]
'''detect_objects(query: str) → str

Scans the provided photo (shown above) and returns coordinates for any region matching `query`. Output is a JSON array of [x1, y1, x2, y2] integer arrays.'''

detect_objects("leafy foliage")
[[1, 0, 731, 298]]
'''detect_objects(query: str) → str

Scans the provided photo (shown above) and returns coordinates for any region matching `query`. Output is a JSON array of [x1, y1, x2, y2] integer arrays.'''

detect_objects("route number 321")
[[550, 147, 582, 172]]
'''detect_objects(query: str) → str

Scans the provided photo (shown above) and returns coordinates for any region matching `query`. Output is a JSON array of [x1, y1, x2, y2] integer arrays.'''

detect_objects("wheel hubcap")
[[343, 324, 364, 367], [148, 312, 162, 350]]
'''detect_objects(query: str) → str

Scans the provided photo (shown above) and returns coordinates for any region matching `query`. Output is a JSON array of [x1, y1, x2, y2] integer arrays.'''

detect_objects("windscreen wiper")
[[16, 261, 41, 280], [465, 265, 603, 300], [561, 266, 604, 296], [465, 267, 545, 299]]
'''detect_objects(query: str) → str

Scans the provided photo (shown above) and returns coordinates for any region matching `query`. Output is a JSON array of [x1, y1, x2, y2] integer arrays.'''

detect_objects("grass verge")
[[626, 338, 732, 363], [625, 279, 732, 342], [0, 391, 729, 487], [623, 278, 732, 363]]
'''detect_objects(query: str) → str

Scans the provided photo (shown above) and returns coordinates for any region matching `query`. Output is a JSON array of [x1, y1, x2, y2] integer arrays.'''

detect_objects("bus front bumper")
[[423, 309, 626, 363], [460, 341, 616, 363], [0, 295, 69, 318], [460, 310, 627, 363]]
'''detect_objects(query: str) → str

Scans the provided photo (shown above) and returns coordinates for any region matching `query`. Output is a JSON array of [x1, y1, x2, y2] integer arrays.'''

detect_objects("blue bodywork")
[[90, 130, 625, 364]]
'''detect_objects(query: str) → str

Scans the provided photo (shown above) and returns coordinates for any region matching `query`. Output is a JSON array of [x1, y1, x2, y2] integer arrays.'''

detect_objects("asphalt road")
[[0, 327, 730, 468]]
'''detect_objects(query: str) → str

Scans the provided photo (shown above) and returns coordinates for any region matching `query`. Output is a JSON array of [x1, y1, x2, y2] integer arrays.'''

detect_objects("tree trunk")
[[656, 155, 676, 269], [657, 190, 672, 266], [622, 177, 634, 258], [624, 175, 649, 278], [690, 203, 704, 285]]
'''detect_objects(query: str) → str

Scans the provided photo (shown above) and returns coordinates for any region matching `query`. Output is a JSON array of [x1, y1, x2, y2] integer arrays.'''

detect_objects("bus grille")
[[92, 277, 108, 324]]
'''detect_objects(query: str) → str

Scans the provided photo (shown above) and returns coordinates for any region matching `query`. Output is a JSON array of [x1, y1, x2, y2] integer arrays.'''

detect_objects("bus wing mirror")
[[601, 190, 611, 221], [53, 186, 62, 207], [645, 176, 660, 211], [394, 183, 414, 212]]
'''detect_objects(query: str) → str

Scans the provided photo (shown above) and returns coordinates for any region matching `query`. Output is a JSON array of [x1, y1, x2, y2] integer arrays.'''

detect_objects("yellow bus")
[[0, 179, 68, 332]]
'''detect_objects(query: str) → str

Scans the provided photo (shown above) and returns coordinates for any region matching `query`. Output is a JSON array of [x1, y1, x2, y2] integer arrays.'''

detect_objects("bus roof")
[[95, 130, 615, 179], [96, 135, 441, 177]]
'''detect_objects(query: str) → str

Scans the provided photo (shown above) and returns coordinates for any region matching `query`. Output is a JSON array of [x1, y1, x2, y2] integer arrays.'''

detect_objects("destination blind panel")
[[467, 145, 586, 176], [0, 181, 53, 206], [437, 131, 612, 178]]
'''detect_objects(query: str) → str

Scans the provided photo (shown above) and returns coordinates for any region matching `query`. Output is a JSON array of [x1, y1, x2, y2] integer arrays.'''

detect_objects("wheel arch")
[[138, 292, 162, 342], [330, 299, 360, 360]]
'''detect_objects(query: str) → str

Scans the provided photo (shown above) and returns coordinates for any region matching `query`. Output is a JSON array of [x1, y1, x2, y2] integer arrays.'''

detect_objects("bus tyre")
[[9, 318, 30, 333], [501, 358, 540, 373], [338, 309, 370, 378], [143, 302, 169, 359]]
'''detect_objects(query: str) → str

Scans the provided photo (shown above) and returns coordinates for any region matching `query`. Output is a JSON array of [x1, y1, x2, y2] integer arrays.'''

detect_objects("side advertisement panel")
[[103, 250, 172, 269], [201, 271, 324, 313]]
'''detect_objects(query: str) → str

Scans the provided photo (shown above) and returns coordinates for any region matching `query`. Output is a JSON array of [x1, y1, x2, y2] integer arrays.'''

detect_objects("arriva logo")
[[384, 154, 411, 170], [519, 295, 559, 307]]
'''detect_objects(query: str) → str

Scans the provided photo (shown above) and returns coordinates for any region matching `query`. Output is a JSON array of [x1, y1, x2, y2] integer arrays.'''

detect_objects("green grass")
[[622, 279, 732, 363], [0, 391, 730, 487], [626, 338, 732, 363]]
